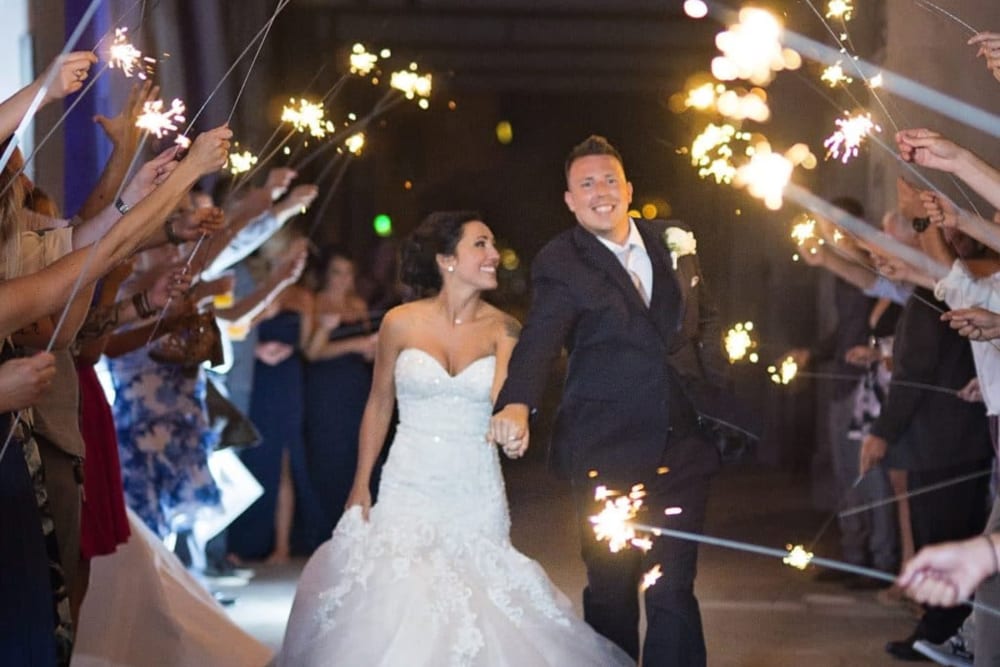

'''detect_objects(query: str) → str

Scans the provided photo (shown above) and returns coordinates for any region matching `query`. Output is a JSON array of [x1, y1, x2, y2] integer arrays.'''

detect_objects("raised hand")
[[170, 205, 226, 242], [895, 129, 963, 173], [120, 146, 181, 205], [285, 184, 319, 212], [919, 191, 960, 229], [148, 264, 192, 309], [40, 51, 98, 104], [95, 80, 157, 148], [185, 125, 233, 176], [265, 167, 297, 201], [969, 32, 1000, 83]]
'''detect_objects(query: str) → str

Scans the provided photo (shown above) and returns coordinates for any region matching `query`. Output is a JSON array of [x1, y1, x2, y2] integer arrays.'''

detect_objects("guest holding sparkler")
[[491, 136, 753, 666]]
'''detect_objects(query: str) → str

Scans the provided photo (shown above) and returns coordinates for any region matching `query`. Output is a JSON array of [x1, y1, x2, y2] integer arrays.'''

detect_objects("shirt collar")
[[595, 217, 646, 255]]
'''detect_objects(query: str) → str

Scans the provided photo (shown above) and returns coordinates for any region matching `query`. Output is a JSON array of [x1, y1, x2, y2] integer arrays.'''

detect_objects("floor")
[[221, 457, 917, 666]]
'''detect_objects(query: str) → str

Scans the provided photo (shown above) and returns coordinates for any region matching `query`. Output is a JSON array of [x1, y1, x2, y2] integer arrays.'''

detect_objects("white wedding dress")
[[278, 348, 633, 666]]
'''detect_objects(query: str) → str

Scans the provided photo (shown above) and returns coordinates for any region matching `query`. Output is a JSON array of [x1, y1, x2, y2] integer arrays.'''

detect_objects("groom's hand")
[[488, 404, 530, 459]]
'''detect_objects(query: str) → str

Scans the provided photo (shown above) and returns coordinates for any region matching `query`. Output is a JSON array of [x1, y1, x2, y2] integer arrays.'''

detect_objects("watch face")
[[912, 217, 930, 233]]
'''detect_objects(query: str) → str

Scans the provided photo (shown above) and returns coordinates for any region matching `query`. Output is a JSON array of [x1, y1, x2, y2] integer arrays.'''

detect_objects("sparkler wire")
[[912, 0, 979, 35], [838, 468, 992, 518]]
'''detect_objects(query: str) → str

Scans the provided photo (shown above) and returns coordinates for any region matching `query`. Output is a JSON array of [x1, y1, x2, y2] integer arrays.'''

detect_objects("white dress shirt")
[[596, 219, 653, 303]]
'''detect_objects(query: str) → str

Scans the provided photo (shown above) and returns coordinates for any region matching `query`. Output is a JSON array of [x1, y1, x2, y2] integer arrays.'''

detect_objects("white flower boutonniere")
[[664, 227, 697, 270]]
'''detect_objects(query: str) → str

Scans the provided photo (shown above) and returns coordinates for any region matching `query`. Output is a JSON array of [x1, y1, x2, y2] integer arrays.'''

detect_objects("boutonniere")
[[663, 227, 697, 270]]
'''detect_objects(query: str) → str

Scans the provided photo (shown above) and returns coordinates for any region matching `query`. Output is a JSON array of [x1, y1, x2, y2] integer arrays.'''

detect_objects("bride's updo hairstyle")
[[401, 210, 481, 296]]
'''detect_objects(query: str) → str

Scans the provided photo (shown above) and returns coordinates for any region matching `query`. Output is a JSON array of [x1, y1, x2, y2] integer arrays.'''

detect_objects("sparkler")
[[689, 123, 751, 185], [824, 0, 854, 21], [724, 321, 758, 364], [716, 89, 770, 122], [767, 356, 799, 385], [227, 148, 258, 175], [684, 82, 721, 110], [734, 145, 794, 211], [344, 132, 366, 156], [820, 62, 853, 87], [712, 8, 801, 86], [789, 215, 818, 246], [783, 545, 815, 570], [913, 0, 979, 36], [390, 66, 433, 108], [350, 43, 379, 76], [823, 112, 881, 164], [839, 468, 992, 518], [281, 98, 335, 139], [640, 565, 663, 592], [108, 27, 149, 79], [136, 98, 186, 139]]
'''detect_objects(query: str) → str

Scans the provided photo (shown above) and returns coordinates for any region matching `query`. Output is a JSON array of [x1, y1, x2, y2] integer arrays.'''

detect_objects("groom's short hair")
[[564, 135, 625, 181]]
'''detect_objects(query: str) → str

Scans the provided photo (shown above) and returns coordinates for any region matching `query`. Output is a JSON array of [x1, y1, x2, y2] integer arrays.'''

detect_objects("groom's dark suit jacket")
[[497, 219, 756, 485]]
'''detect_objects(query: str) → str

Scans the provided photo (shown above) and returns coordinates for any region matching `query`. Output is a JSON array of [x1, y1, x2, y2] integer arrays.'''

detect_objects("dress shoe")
[[886, 637, 932, 662]]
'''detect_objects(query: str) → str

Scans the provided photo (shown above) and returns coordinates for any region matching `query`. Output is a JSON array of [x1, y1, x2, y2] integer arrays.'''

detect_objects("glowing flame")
[[174, 134, 191, 150], [690, 123, 752, 185], [685, 82, 721, 110], [641, 565, 664, 591], [824, 112, 881, 164], [136, 98, 186, 138], [108, 27, 147, 79], [716, 88, 770, 122], [344, 132, 366, 155], [820, 62, 853, 87], [825, 0, 855, 21], [350, 43, 378, 76], [783, 544, 815, 570], [735, 145, 793, 210], [868, 73, 884, 89], [767, 356, 799, 385], [281, 98, 335, 139], [227, 149, 258, 175], [390, 67, 433, 100], [724, 321, 757, 364], [589, 486, 652, 554], [790, 216, 817, 246], [712, 8, 801, 86]]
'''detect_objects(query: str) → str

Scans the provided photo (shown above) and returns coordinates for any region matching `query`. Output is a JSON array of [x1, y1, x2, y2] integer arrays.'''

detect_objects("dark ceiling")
[[283, 0, 721, 93]]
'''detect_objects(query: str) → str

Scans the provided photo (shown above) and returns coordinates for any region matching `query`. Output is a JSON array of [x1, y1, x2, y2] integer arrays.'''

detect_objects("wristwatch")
[[911, 216, 930, 233], [115, 197, 131, 215]]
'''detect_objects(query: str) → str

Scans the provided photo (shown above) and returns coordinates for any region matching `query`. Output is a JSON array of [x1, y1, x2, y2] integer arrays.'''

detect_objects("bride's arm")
[[345, 306, 403, 519], [490, 312, 521, 404]]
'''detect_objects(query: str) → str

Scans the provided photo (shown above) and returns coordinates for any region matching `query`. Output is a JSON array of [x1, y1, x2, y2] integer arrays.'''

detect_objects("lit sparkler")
[[767, 356, 799, 385], [108, 27, 147, 78], [783, 544, 815, 570], [716, 89, 770, 122], [713, 8, 801, 86], [735, 145, 792, 210], [820, 62, 853, 87], [640, 565, 664, 592], [690, 123, 751, 185], [344, 132, 366, 155], [174, 135, 191, 150], [684, 82, 721, 110], [824, 112, 881, 164], [724, 321, 758, 364], [136, 98, 186, 139], [825, 0, 854, 21], [390, 66, 433, 100], [281, 98, 335, 139], [868, 73, 883, 89], [349, 43, 378, 76], [790, 215, 818, 246], [589, 485, 651, 553], [228, 149, 258, 175]]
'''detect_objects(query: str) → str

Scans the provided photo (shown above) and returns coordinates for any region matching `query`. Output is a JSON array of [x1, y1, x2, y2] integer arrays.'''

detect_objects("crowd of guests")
[[0, 50, 403, 666], [784, 33, 1000, 666]]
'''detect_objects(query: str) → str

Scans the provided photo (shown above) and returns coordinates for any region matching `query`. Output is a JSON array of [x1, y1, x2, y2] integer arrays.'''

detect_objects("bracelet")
[[164, 217, 184, 245], [984, 534, 1000, 577], [115, 197, 131, 215], [132, 291, 156, 319]]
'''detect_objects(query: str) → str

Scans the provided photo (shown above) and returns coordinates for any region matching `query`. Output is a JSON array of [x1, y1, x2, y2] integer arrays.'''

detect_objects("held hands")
[[0, 353, 56, 412], [895, 129, 964, 173], [941, 307, 1000, 341], [40, 51, 98, 104], [488, 404, 530, 459]]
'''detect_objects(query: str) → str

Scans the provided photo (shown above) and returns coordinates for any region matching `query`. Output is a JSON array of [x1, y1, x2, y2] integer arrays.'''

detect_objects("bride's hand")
[[345, 485, 372, 521]]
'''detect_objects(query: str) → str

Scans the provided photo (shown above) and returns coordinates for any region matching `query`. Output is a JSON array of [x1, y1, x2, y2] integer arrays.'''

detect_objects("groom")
[[491, 135, 752, 666]]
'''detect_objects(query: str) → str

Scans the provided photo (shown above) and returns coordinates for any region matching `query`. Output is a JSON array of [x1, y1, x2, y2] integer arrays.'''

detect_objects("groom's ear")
[[563, 190, 575, 213]]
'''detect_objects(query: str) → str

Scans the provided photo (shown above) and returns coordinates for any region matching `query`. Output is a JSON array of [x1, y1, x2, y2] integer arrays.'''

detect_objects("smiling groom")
[[491, 135, 753, 666]]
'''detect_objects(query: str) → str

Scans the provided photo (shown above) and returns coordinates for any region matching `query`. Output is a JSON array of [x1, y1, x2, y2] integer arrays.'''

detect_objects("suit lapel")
[[571, 225, 649, 313], [636, 221, 685, 334]]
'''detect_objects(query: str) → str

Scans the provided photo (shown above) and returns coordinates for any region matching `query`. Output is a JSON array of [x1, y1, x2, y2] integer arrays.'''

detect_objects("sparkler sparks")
[[689, 123, 751, 185], [640, 565, 664, 591], [684, 82, 721, 110], [820, 62, 853, 87], [174, 135, 191, 150], [716, 89, 771, 122], [136, 98, 186, 139], [227, 149, 258, 175], [734, 146, 792, 210], [349, 43, 378, 76], [790, 215, 818, 246], [825, 0, 855, 21], [281, 98, 335, 139], [712, 8, 801, 86], [783, 544, 815, 570], [108, 27, 148, 78], [767, 356, 799, 385], [344, 132, 366, 155], [724, 321, 758, 364], [589, 485, 652, 554], [390, 65, 433, 103], [824, 112, 881, 164]]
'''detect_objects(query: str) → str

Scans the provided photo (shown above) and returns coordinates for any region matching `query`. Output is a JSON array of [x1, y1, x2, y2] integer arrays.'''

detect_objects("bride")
[[279, 211, 632, 666]]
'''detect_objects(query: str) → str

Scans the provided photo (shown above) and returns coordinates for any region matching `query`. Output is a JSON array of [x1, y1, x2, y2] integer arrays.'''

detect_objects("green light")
[[373, 213, 393, 237]]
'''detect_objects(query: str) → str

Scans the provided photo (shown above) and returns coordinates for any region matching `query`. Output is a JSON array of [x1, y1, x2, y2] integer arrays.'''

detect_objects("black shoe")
[[886, 637, 932, 662]]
